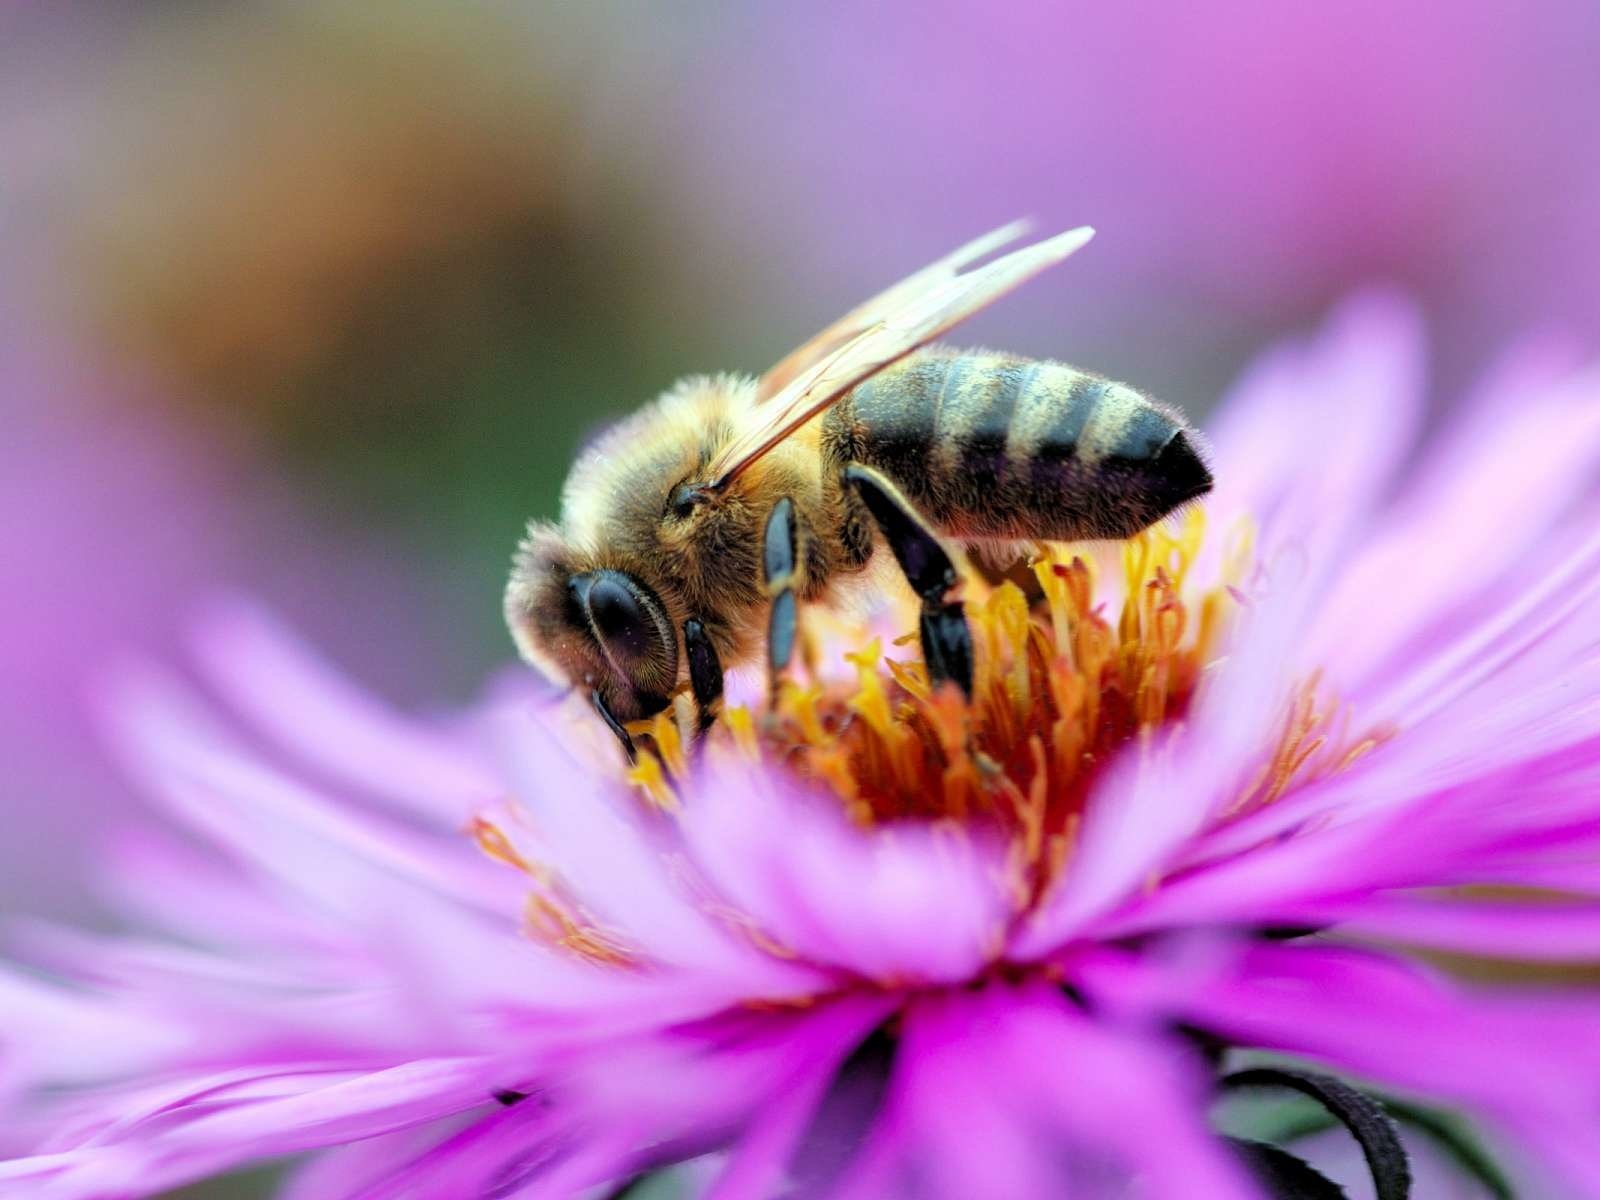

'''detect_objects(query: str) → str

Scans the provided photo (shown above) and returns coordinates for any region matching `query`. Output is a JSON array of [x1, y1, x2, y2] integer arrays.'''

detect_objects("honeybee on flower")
[[5, 259, 1600, 1197], [505, 226, 1210, 755]]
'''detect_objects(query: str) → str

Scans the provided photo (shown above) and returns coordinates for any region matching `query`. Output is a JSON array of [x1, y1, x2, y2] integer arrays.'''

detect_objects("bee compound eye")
[[584, 574, 651, 661], [569, 570, 676, 678]]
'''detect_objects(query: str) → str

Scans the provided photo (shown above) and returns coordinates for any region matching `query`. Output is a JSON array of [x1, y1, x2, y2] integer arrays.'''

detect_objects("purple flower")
[[5, 295, 1600, 1198]]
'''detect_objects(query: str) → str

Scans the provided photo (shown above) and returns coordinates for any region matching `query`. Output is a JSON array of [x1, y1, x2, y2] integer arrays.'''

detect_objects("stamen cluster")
[[617, 513, 1381, 911]]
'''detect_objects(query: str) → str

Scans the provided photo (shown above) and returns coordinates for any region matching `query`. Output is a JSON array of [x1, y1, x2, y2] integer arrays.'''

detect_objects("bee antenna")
[[667, 481, 716, 518]]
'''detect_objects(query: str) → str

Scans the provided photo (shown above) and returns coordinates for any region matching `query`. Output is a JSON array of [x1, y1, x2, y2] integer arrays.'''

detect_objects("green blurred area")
[[10, 1, 742, 688], [163, 1167, 279, 1200], [222, 225, 720, 680]]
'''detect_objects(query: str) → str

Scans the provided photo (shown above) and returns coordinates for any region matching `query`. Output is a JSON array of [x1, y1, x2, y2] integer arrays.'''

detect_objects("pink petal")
[[677, 763, 1012, 984], [188, 599, 499, 822], [1313, 895, 1600, 962], [489, 712, 827, 996], [835, 984, 1257, 1200], [1018, 570, 1316, 952], [1094, 942, 1600, 1197], [7, 1058, 504, 1200], [1310, 354, 1600, 692], [0, 968, 184, 1087], [99, 665, 521, 919], [702, 996, 895, 1200], [277, 1121, 463, 1200], [1361, 524, 1600, 731], [1026, 294, 1432, 948], [1206, 292, 1425, 581]]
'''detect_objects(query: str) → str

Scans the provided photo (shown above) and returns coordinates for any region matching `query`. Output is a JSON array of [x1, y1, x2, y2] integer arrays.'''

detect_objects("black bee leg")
[[763, 497, 801, 700], [589, 689, 637, 765], [843, 464, 973, 696], [683, 618, 724, 737]]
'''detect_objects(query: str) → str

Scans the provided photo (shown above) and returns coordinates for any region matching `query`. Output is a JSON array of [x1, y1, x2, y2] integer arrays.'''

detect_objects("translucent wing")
[[754, 220, 1038, 403], [706, 223, 1095, 489]]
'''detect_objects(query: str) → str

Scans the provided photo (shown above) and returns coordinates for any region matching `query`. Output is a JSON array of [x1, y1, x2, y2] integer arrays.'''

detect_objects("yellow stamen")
[[626, 751, 676, 811], [524, 894, 638, 969], [725, 705, 761, 761], [470, 814, 640, 967], [641, 510, 1379, 904], [468, 815, 539, 877], [625, 710, 686, 810]]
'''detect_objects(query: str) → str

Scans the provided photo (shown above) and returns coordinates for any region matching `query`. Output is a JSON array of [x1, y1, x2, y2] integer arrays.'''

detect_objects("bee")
[[505, 224, 1212, 758]]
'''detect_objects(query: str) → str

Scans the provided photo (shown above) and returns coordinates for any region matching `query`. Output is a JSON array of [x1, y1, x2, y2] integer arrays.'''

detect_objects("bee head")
[[505, 523, 679, 722]]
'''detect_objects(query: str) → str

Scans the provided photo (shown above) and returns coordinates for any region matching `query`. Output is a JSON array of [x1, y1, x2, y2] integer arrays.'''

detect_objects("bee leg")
[[589, 689, 637, 765], [842, 464, 973, 696], [683, 618, 724, 736], [763, 497, 801, 700]]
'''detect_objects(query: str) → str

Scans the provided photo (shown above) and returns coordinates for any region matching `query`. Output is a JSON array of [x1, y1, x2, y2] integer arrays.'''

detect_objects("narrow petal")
[[703, 997, 894, 1200], [189, 599, 499, 821], [1206, 292, 1425, 581], [1310, 895, 1600, 962], [1026, 296, 1432, 946], [7, 1058, 505, 1200], [1311, 356, 1600, 692], [678, 763, 1012, 984], [489, 710, 827, 995], [99, 665, 521, 919], [0, 968, 184, 1088], [1018, 571, 1312, 951]]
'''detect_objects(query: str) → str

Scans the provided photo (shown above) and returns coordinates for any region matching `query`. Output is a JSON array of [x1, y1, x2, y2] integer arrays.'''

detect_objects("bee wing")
[[707, 224, 1095, 489], [754, 220, 1038, 403]]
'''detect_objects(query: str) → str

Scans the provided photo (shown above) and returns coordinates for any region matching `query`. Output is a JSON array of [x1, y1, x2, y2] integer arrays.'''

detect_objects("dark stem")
[[1379, 1100, 1515, 1200], [1227, 1137, 1349, 1199], [1222, 1067, 1410, 1200]]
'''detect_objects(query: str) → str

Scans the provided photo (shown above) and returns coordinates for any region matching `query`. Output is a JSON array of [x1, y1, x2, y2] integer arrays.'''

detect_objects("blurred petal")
[[679, 763, 1012, 984], [100, 665, 517, 918], [1310, 355, 1600, 691], [1111, 944, 1600, 1197], [189, 599, 500, 822], [835, 984, 1256, 1200], [489, 712, 826, 997], [4, 1058, 506, 1200], [1207, 292, 1425, 580]]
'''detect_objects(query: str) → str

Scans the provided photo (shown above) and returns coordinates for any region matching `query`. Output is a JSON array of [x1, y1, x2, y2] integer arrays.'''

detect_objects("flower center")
[[626, 511, 1378, 903], [475, 509, 1389, 966]]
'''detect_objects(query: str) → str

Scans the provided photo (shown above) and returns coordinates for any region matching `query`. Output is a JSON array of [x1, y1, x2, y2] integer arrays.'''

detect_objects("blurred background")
[[4, 0, 1599, 928]]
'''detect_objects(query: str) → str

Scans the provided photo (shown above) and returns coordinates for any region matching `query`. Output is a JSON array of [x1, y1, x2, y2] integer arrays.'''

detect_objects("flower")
[[5, 294, 1600, 1198]]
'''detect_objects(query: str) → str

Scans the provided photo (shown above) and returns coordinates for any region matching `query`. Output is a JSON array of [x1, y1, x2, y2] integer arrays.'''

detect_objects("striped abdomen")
[[821, 348, 1211, 543]]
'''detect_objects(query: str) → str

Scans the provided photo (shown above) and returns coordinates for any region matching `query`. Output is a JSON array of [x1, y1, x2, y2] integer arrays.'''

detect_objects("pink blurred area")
[[671, 0, 1600, 400], [0, 293, 467, 921]]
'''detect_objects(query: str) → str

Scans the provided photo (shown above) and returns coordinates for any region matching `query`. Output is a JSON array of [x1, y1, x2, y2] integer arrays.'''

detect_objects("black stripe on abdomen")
[[845, 358, 942, 488], [1018, 373, 1110, 534], [950, 358, 1033, 496], [1036, 374, 1104, 463], [1101, 401, 1173, 464]]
